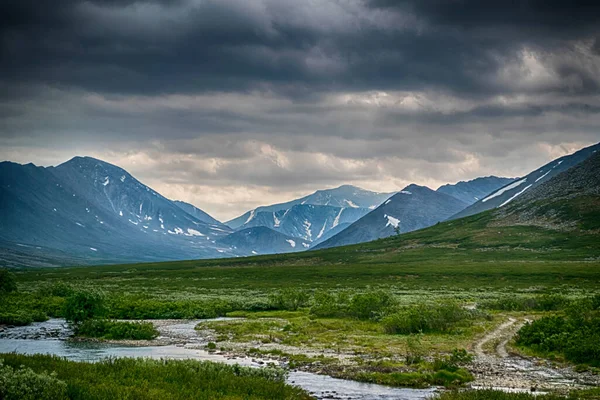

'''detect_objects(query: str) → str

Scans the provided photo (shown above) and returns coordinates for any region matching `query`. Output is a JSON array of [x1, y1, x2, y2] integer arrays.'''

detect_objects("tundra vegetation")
[[1, 210, 599, 398]]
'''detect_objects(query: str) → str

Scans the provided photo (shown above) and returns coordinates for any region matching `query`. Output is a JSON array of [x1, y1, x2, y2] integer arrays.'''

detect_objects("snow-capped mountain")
[[225, 185, 394, 248], [0, 157, 236, 266], [450, 142, 600, 220], [437, 176, 516, 205], [234, 203, 370, 247], [226, 185, 393, 230], [216, 226, 310, 255], [315, 184, 469, 249]]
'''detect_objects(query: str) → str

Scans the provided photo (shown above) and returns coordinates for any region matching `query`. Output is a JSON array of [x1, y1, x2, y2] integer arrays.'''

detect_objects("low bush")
[[0, 312, 33, 326], [515, 297, 600, 366], [106, 297, 237, 319], [347, 291, 394, 320], [481, 294, 570, 311], [0, 359, 68, 400], [64, 290, 106, 324], [0, 354, 310, 400], [269, 288, 310, 311], [382, 302, 475, 334], [76, 319, 158, 340], [310, 290, 394, 320]]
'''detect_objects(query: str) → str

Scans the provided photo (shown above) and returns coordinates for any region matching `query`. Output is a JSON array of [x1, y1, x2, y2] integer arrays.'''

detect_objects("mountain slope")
[[238, 204, 370, 245], [493, 150, 600, 230], [226, 185, 393, 229], [216, 226, 310, 255], [450, 143, 600, 220], [0, 157, 236, 267], [437, 176, 515, 205], [173, 200, 224, 227], [316, 184, 468, 249]]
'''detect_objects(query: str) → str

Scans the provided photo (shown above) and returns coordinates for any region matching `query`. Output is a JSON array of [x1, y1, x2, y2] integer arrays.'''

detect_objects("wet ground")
[[0, 319, 437, 400]]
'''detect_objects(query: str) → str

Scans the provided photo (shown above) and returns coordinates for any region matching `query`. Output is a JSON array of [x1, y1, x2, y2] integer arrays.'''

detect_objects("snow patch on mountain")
[[344, 199, 359, 208], [245, 210, 256, 224], [482, 179, 527, 203], [535, 171, 551, 183], [317, 221, 327, 239], [499, 184, 533, 207], [384, 214, 400, 228], [333, 208, 344, 228]]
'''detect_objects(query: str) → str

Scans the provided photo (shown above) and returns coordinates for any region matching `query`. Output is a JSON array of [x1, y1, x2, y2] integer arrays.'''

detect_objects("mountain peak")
[[401, 183, 431, 192]]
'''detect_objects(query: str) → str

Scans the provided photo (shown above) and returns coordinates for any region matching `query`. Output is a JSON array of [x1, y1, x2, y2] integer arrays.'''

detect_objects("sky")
[[1, 0, 600, 221]]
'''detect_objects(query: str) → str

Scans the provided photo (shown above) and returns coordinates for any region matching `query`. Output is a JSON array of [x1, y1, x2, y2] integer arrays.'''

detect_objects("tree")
[[0, 269, 17, 294]]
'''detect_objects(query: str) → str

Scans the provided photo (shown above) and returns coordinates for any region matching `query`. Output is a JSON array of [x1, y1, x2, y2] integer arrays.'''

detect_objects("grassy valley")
[[2, 157, 600, 399]]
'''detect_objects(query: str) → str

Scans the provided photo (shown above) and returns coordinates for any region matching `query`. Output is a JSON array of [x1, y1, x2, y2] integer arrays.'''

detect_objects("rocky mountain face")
[[216, 226, 310, 255], [173, 200, 224, 227], [225, 185, 394, 247], [492, 150, 600, 230], [0, 157, 235, 267], [226, 185, 393, 230], [315, 184, 469, 249], [450, 143, 600, 220], [437, 176, 516, 205]]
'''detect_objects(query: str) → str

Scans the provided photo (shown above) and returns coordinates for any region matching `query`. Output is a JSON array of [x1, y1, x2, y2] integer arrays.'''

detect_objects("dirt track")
[[469, 317, 599, 393]]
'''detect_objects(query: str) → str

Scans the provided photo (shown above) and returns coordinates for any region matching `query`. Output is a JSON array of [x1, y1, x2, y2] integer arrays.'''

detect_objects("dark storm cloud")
[[369, 0, 600, 37], [2, 0, 597, 97], [1, 0, 600, 219]]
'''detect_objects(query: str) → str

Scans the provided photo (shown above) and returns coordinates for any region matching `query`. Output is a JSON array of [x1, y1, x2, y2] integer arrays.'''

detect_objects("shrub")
[[481, 294, 570, 312], [76, 319, 158, 340], [0, 360, 68, 400], [0, 354, 307, 400], [0, 269, 17, 294], [36, 283, 74, 298], [310, 291, 349, 318], [515, 297, 600, 366], [0, 312, 32, 326], [64, 290, 106, 324], [106, 297, 236, 319], [383, 302, 474, 334], [310, 290, 394, 320], [347, 291, 394, 320], [268, 289, 310, 311]]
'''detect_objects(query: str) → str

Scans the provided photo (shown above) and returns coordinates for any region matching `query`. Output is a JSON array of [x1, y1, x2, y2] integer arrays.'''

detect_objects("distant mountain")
[[450, 143, 600, 220], [235, 203, 371, 246], [216, 226, 310, 255], [173, 200, 224, 227], [0, 157, 236, 267], [226, 185, 393, 230], [437, 176, 516, 205], [316, 184, 468, 249]]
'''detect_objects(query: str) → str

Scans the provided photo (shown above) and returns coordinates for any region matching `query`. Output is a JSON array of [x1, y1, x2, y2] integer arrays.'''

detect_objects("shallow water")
[[0, 319, 437, 400]]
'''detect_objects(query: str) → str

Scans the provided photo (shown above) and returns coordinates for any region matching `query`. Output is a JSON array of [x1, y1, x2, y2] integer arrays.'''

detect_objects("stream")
[[0, 319, 437, 400]]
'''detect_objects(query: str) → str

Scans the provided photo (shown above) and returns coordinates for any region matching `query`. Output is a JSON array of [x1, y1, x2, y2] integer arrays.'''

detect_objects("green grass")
[[0, 354, 311, 400]]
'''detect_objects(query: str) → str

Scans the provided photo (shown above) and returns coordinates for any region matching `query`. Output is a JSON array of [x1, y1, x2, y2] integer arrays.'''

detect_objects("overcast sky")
[[2, 0, 600, 221]]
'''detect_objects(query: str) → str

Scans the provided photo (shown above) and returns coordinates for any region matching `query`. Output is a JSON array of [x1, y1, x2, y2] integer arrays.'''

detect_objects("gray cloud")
[[1, 0, 600, 219]]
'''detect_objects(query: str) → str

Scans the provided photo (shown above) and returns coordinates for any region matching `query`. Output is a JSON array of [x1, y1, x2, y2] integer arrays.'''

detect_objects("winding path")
[[469, 317, 598, 392]]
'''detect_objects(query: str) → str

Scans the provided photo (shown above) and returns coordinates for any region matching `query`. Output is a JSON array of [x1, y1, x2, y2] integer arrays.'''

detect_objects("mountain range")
[[1, 142, 598, 267], [315, 184, 469, 249]]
